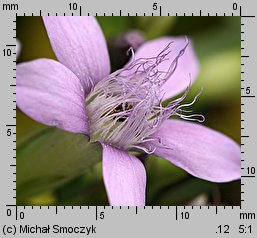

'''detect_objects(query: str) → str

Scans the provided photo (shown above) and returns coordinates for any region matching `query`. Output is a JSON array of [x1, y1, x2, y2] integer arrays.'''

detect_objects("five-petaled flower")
[[17, 17, 240, 206]]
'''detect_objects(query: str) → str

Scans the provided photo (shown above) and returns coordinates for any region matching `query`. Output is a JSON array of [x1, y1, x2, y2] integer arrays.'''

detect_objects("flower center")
[[86, 41, 204, 153]]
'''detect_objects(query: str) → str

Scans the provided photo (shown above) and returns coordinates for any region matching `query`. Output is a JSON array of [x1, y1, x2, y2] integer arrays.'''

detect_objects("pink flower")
[[17, 17, 240, 206]]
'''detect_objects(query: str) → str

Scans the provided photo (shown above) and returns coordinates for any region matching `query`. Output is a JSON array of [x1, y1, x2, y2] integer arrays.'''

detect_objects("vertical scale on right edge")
[[240, 4, 245, 205], [239, 3, 256, 207]]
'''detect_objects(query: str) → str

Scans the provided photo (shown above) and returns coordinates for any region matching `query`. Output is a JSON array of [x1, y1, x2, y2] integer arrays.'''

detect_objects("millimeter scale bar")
[[0, 0, 256, 237]]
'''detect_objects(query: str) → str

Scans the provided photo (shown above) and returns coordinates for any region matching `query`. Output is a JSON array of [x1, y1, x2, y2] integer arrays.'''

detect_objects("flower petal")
[[148, 120, 240, 182], [43, 16, 110, 94], [17, 58, 89, 134], [102, 143, 146, 206], [134, 37, 199, 100]]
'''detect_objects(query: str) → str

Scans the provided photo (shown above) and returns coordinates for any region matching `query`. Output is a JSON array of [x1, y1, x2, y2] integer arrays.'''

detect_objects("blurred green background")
[[17, 16, 241, 206]]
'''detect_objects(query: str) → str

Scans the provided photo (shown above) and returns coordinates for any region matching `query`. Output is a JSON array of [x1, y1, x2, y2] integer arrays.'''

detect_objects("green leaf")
[[17, 128, 102, 203], [152, 178, 213, 205], [55, 164, 109, 206], [189, 48, 240, 103], [145, 155, 188, 204], [97, 17, 134, 41], [26, 192, 57, 206], [17, 109, 49, 148], [136, 16, 177, 39]]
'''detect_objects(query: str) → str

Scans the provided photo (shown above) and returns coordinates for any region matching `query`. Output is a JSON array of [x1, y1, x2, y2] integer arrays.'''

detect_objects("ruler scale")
[[0, 0, 256, 237]]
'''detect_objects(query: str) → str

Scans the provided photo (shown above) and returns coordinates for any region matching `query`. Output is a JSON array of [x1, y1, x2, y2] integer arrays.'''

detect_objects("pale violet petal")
[[147, 119, 240, 182], [17, 58, 89, 134], [102, 143, 146, 206], [43, 16, 110, 94]]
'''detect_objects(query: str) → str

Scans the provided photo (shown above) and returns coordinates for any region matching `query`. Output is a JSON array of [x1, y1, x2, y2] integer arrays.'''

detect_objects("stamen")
[[86, 40, 204, 153], [176, 88, 205, 123]]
